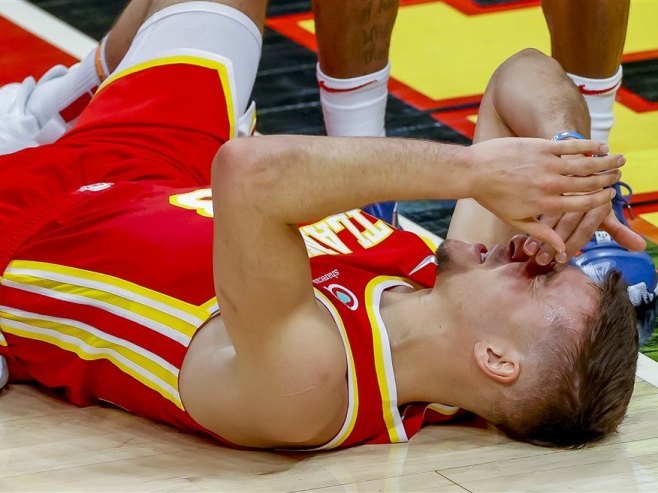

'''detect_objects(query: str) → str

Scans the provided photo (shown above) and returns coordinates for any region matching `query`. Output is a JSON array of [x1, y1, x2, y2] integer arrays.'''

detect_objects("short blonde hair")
[[493, 271, 638, 447]]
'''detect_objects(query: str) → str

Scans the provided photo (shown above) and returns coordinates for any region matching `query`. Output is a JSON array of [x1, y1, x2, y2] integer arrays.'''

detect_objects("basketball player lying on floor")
[[0, 0, 646, 449]]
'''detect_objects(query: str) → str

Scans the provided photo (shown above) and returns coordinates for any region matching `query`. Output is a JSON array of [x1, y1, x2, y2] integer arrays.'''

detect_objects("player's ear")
[[473, 341, 520, 383]]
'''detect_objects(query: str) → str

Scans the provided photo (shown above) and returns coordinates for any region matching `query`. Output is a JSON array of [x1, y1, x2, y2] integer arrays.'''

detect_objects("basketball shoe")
[[362, 202, 398, 226], [570, 183, 658, 344]]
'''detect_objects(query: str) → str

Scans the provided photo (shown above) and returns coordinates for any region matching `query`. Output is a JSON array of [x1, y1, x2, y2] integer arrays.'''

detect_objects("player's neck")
[[381, 288, 479, 408]]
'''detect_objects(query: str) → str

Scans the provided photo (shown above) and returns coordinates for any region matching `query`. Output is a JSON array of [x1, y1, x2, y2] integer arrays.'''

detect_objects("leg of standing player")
[[542, 0, 630, 143], [312, 0, 398, 138]]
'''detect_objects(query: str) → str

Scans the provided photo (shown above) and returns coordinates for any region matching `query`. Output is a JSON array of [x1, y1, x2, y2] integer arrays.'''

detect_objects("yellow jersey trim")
[[305, 288, 360, 451], [427, 403, 460, 416], [200, 297, 220, 315], [417, 234, 439, 254], [365, 276, 411, 443], [0, 306, 183, 409], [4, 260, 210, 345]]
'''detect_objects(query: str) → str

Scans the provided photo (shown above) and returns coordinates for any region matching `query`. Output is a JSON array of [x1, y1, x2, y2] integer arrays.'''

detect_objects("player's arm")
[[212, 134, 623, 339], [208, 134, 620, 445], [473, 48, 645, 263], [215, 134, 621, 253]]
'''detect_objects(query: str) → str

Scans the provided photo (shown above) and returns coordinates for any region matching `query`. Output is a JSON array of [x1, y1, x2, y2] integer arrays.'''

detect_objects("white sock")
[[97, 34, 110, 79], [27, 38, 109, 127], [568, 67, 622, 143], [317, 63, 390, 137]]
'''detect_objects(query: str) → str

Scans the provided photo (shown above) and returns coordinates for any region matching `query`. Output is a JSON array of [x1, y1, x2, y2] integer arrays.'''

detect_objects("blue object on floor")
[[362, 201, 398, 226], [571, 231, 658, 345]]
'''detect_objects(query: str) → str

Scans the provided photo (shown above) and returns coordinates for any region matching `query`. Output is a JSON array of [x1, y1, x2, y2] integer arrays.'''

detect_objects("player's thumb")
[[601, 214, 647, 252]]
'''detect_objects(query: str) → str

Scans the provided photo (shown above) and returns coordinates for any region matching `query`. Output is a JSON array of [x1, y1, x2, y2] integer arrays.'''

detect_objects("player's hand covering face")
[[467, 138, 624, 256]]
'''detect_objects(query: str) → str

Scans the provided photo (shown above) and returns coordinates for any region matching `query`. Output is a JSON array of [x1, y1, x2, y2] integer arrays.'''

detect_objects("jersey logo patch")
[[325, 284, 359, 311], [78, 182, 114, 192], [408, 255, 437, 276]]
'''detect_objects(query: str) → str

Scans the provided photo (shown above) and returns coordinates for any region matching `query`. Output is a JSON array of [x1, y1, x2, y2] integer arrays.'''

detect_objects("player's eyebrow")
[[545, 269, 560, 283], [545, 263, 572, 284]]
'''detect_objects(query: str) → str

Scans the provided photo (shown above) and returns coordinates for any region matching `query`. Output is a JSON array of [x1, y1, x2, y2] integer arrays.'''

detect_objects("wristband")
[[551, 131, 585, 141]]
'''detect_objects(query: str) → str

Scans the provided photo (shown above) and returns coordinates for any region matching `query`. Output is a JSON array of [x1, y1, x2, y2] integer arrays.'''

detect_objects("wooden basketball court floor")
[[1, 0, 658, 491]]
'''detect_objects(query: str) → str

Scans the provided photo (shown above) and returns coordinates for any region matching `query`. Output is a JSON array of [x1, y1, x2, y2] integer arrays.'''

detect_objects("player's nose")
[[508, 235, 531, 262]]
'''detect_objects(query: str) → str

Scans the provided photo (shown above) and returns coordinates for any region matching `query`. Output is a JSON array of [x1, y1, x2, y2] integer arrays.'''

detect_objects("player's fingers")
[[558, 154, 625, 176], [512, 219, 566, 256], [557, 170, 621, 193], [524, 214, 559, 256], [600, 212, 647, 252], [535, 213, 585, 265], [546, 188, 616, 214], [510, 235, 532, 261], [549, 139, 609, 158], [562, 209, 605, 258]]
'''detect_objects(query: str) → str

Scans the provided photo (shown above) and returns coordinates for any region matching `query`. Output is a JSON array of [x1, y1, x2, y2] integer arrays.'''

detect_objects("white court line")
[[0, 0, 95, 60], [637, 353, 658, 388], [398, 214, 443, 246], [3, 0, 658, 389]]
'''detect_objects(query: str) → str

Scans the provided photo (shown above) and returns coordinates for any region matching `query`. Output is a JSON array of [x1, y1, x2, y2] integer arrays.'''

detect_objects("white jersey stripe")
[[0, 318, 181, 407], [366, 277, 410, 443], [0, 305, 180, 377], [4, 266, 205, 326], [302, 289, 360, 451]]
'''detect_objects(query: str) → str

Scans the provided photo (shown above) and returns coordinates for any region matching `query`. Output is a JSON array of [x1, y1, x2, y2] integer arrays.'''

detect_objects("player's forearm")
[[213, 135, 472, 224], [213, 134, 621, 251]]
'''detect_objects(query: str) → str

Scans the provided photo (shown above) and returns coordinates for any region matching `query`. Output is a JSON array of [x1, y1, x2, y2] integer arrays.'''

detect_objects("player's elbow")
[[212, 137, 294, 207], [212, 138, 253, 191]]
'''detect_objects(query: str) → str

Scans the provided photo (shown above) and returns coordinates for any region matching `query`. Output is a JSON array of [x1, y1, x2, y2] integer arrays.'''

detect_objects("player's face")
[[434, 237, 598, 343]]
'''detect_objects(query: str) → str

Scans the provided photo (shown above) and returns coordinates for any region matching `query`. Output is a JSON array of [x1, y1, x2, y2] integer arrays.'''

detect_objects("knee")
[[145, 0, 178, 19], [490, 48, 563, 87], [505, 48, 562, 72], [511, 47, 548, 60]]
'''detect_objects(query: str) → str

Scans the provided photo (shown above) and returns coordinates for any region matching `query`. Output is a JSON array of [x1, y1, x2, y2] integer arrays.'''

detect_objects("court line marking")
[[398, 214, 444, 246], [4, 0, 658, 390], [637, 353, 658, 388], [0, 0, 95, 59]]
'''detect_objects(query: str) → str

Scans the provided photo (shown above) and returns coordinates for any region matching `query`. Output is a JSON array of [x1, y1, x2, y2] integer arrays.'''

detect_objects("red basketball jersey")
[[304, 210, 461, 449], [0, 183, 460, 449]]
